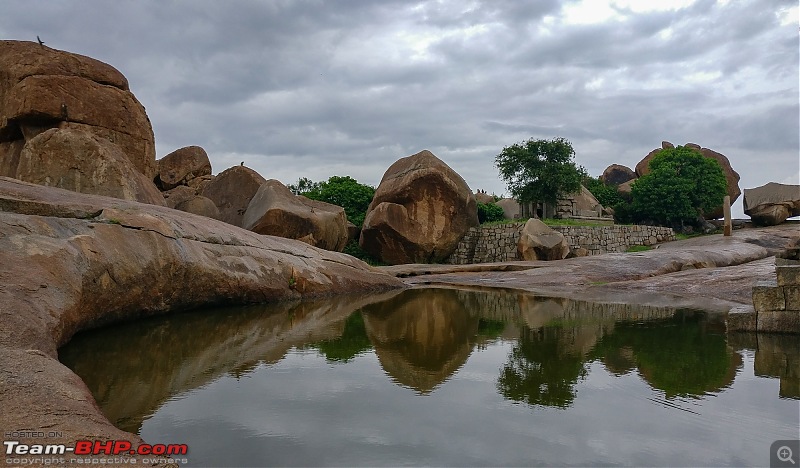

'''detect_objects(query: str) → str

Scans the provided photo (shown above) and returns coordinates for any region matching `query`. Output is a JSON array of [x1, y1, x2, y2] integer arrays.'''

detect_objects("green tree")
[[630, 146, 727, 226], [495, 137, 584, 210], [292, 176, 375, 227]]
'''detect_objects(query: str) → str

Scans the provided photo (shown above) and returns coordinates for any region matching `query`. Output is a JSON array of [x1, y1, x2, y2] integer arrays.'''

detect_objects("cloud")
[[0, 0, 796, 204]]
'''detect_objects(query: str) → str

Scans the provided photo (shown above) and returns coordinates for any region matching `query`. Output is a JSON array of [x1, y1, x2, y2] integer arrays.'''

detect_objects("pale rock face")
[[517, 218, 570, 261], [744, 182, 800, 226], [496, 198, 521, 220], [243, 179, 348, 252], [0, 40, 156, 178], [15, 127, 164, 206], [175, 195, 221, 220], [201, 165, 266, 227], [360, 150, 479, 264]]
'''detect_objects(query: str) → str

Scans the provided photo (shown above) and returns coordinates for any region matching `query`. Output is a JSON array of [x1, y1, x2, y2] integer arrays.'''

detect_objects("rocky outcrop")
[[243, 179, 348, 251], [601, 164, 636, 185], [156, 145, 212, 190], [475, 190, 494, 204], [0, 40, 156, 179], [175, 195, 221, 219], [744, 182, 800, 226], [496, 198, 520, 220], [15, 127, 165, 206], [0, 176, 404, 456], [360, 150, 479, 264], [517, 218, 570, 261], [201, 165, 266, 227]]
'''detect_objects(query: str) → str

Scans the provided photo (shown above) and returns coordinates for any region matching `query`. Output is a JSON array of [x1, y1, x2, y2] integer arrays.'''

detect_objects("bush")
[[477, 202, 506, 224], [292, 176, 375, 227], [583, 176, 623, 208]]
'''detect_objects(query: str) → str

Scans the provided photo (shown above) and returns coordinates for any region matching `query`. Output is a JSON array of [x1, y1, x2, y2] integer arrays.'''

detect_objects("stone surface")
[[201, 165, 267, 227], [743, 182, 800, 226], [757, 310, 800, 334], [175, 195, 221, 220], [156, 145, 212, 190], [475, 190, 494, 204], [617, 179, 635, 196], [0, 41, 156, 178], [243, 179, 348, 251], [726, 305, 757, 332], [0, 176, 403, 455], [776, 265, 800, 287], [15, 128, 164, 206], [496, 198, 520, 219], [601, 164, 636, 185], [163, 184, 197, 209], [517, 218, 570, 261], [752, 280, 785, 311], [360, 150, 478, 264]]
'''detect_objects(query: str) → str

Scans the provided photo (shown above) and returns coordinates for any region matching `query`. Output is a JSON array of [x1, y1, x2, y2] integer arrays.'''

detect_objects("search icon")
[[777, 446, 795, 465]]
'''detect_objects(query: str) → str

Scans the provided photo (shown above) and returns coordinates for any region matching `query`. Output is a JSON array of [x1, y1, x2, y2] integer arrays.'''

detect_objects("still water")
[[59, 288, 799, 467]]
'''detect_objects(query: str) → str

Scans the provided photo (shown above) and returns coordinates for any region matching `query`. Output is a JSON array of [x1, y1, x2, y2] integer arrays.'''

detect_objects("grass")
[[626, 245, 653, 252]]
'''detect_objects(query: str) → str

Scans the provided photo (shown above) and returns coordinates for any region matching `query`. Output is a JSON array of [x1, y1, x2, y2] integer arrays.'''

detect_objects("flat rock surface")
[[0, 176, 403, 459], [388, 224, 799, 311]]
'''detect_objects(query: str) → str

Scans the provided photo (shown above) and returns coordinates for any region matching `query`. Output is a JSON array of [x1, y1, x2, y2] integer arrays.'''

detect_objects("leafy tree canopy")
[[495, 137, 584, 206], [582, 176, 624, 208], [477, 202, 506, 224], [290, 175, 375, 227], [630, 146, 727, 226]]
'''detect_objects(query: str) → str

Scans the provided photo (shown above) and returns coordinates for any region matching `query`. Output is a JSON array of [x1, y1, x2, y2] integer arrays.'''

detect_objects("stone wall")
[[446, 222, 675, 264]]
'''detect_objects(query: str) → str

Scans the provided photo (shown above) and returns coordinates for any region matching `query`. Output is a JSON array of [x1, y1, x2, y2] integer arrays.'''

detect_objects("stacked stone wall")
[[446, 223, 675, 264]]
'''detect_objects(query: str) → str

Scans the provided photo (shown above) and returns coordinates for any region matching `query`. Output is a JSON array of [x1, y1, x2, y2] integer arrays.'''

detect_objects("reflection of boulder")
[[59, 291, 402, 434], [361, 289, 479, 393]]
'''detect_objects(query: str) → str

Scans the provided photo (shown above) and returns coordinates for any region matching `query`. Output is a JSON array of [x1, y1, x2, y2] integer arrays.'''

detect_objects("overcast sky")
[[2, 0, 797, 216]]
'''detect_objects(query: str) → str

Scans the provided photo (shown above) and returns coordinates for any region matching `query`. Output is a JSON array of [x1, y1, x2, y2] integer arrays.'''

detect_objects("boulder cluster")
[[601, 141, 742, 219], [0, 41, 481, 262]]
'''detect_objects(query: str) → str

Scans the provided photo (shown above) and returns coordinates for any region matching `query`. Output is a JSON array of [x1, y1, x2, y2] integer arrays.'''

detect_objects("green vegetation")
[[477, 318, 506, 339], [616, 146, 727, 227], [626, 245, 652, 252], [477, 202, 506, 224], [582, 175, 624, 208], [312, 312, 373, 363], [495, 137, 584, 208], [290, 175, 375, 228]]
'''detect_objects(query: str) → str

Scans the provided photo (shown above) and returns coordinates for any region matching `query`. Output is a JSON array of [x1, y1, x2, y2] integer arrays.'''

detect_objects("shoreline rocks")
[[0, 177, 404, 455]]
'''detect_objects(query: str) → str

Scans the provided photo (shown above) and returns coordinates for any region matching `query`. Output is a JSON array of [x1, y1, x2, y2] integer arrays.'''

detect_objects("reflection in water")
[[360, 289, 479, 394], [59, 288, 799, 466]]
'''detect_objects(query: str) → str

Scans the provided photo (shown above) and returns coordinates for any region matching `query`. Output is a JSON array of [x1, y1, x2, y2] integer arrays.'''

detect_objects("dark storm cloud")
[[0, 0, 796, 209]]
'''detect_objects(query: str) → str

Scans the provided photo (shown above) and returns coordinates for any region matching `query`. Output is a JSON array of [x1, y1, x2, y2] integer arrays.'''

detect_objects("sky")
[[1, 0, 798, 217]]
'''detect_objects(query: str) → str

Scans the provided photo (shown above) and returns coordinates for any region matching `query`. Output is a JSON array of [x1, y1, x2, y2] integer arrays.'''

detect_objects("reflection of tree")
[[497, 327, 588, 408], [589, 315, 737, 398], [313, 312, 372, 362]]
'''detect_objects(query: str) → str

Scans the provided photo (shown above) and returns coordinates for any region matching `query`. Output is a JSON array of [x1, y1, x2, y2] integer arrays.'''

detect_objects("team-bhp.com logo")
[[5, 439, 188, 465]]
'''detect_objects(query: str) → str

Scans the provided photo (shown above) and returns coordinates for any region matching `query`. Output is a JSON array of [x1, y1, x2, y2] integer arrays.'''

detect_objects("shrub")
[[477, 202, 506, 224]]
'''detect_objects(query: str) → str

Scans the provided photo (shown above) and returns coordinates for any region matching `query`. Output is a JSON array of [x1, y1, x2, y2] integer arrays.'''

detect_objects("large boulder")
[[15, 128, 164, 206], [475, 190, 494, 204], [744, 182, 800, 226], [201, 165, 266, 227], [517, 218, 569, 261], [0, 41, 156, 179], [496, 198, 520, 220], [634, 142, 741, 217], [601, 164, 636, 185], [359, 150, 479, 264], [156, 146, 212, 190], [175, 195, 221, 220], [242, 179, 348, 251]]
